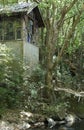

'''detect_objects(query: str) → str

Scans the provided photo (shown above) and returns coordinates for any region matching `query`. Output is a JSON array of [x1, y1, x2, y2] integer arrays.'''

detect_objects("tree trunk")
[[44, 26, 56, 102], [41, 0, 82, 102]]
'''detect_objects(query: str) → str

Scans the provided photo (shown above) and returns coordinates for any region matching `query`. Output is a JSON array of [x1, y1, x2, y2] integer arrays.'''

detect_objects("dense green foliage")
[[38, 0, 84, 105], [0, 0, 84, 116], [0, 44, 24, 108]]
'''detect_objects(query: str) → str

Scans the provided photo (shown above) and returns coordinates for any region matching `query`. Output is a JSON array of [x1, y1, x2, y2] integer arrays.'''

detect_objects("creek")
[[0, 118, 84, 130], [30, 119, 84, 130]]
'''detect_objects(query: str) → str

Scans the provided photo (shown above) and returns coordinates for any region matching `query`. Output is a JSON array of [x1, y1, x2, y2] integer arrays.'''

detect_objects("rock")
[[44, 117, 65, 128], [20, 111, 33, 118], [0, 120, 31, 130], [44, 113, 81, 128], [65, 114, 78, 127], [0, 121, 15, 130], [47, 118, 56, 128], [17, 121, 31, 130], [34, 122, 44, 127]]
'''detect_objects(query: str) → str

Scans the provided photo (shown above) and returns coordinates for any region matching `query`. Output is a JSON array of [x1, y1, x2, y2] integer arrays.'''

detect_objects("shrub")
[[0, 43, 24, 108]]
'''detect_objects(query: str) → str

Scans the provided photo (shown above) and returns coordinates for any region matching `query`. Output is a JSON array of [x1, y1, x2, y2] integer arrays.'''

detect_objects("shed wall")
[[1, 41, 23, 59], [23, 42, 39, 69]]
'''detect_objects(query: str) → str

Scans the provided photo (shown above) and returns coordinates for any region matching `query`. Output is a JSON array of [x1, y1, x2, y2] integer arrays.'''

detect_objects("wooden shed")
[[0, 2, 44, 68]]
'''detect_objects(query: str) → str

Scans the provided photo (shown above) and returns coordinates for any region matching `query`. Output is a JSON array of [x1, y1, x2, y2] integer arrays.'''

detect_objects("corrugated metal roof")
[[0, 2, 37, 15]]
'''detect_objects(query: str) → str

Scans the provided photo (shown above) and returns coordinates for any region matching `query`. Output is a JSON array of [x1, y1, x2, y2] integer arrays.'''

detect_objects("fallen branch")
[[54, 87, 84, 98]]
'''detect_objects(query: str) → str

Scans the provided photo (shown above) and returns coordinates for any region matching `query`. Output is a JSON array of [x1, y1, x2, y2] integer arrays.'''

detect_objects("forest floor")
[[0, 107, 84, 130], [0, 109, 46, 130]]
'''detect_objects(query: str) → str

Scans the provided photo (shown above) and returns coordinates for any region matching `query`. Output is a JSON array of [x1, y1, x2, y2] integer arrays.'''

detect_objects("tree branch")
[[66, 0, 78, 13], [54, 87, 84, 98], [52, 9, 83, 69], [57, 0, 78, 29], [58, 11, 82, 58]]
